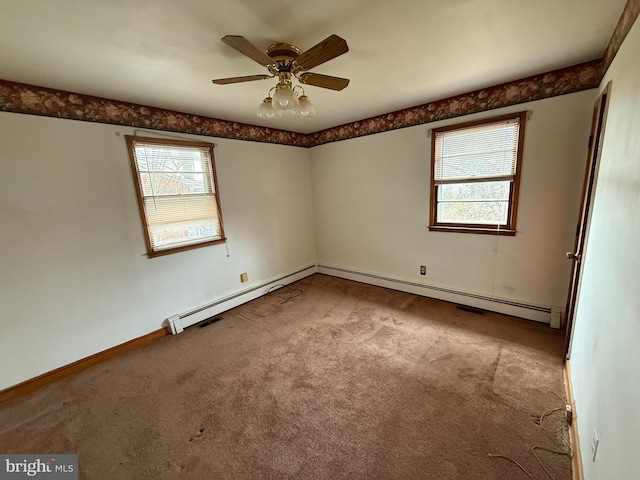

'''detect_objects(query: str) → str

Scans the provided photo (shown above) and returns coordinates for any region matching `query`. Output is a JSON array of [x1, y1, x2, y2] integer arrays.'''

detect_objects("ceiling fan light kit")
[[295, 95, 316, 117], [272, 81, 298, 110], [256, 97, 278, 119], [257, 90, 316, 119], [212, 35, 349, 120]]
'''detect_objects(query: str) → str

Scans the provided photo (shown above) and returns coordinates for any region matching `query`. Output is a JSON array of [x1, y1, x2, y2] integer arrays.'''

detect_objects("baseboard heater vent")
[[196, 316, 223, 329], [318, 264, 551, 314], [457, 305, 486, 315], [166, 264, 317, 334]]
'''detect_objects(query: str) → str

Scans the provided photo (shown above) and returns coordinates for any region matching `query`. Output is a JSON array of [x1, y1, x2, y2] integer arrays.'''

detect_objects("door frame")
[[564, 82, 611, 359]]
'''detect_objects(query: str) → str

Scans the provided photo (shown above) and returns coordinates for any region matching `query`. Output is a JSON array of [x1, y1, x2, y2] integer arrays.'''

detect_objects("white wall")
[[311, 92, 595, 321], [0, 113, 316, 390], [0, 85, 600, 390], [569, 17, 640, 480]]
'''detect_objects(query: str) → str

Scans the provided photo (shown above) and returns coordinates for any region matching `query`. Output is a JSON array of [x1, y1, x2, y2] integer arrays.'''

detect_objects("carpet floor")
[[0, 274, 571, 479]]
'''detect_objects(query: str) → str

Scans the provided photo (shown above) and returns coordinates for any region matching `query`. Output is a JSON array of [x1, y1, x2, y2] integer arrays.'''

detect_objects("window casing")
[[429, 112, 526, 235], [126, 136, 225, 257]]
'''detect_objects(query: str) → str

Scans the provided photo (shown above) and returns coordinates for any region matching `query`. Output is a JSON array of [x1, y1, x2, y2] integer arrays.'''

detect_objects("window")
[[126, 136, 225, 257], [429, 112, 526, 235]]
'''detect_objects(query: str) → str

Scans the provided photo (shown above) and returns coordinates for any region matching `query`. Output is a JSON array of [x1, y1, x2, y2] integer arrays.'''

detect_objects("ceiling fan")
[[212, 34, 349, 118]]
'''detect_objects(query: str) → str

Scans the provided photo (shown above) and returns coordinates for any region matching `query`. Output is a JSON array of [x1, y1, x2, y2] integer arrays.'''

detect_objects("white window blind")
[[128, 138, 224, 253], [434, 119, 520, 183], [431, 115, 523, 228]]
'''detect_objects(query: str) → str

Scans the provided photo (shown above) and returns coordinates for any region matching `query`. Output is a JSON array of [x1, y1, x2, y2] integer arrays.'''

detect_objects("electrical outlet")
[[240, 272, 248, 283], [565, 404, 573, 425], [420, 265, 426, 275], [591, 428, 599, 462]]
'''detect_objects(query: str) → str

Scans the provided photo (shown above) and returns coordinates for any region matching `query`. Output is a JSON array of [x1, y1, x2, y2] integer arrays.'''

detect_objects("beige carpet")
[[0, 274, 571, 479]]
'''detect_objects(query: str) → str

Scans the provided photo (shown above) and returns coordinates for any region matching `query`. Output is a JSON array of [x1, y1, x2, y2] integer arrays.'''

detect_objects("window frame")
[[428, 111, 527, 236], [125, 135, 226, 257]]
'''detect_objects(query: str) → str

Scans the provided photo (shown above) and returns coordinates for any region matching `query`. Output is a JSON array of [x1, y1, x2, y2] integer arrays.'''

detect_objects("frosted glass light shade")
[[272, 85, 298, 110], [293, 95, 315, 117], [257, 97, 278, 118]]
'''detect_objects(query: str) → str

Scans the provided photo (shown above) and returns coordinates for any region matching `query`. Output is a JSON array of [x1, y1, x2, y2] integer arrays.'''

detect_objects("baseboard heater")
[[317, 264, 554, 322], [167, 264, 317, 334]]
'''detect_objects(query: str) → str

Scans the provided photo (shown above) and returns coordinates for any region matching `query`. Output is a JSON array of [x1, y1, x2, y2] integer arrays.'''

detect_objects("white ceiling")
[[0, 0, 627, 134]]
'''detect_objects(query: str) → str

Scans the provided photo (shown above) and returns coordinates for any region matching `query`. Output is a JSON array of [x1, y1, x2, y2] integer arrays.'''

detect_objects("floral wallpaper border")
[[0, 60, 602, 149], [4, 0, 639, 152], [602, 0, 640, 74], [0, 82, 312, 148], [308, 60, 603, 146]]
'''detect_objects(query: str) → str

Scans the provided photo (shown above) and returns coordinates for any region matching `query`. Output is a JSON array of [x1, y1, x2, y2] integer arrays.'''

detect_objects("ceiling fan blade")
[[295, 35, 349, 71], [212, 74, 273, 85], [221, 35, 274, 67], [298, 73, 350, 91]]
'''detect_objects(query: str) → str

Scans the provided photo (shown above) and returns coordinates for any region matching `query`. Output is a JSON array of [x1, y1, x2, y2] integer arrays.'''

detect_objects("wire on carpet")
[[265, 284, 303, 304], [531, 392, 574, 455], [488, 391, 572, 480], [532, 446, 571, 480], [488, 454, 535, 479], [532, 407, 565, 433]]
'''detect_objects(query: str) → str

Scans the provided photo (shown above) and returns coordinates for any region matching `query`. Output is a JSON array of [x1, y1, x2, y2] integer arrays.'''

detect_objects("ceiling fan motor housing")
[[266, 43, 300, 74]]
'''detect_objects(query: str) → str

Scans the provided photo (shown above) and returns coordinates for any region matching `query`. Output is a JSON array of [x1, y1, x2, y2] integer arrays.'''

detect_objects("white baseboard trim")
[[173, 264, 318, 330], [318, 264, 552, 323]]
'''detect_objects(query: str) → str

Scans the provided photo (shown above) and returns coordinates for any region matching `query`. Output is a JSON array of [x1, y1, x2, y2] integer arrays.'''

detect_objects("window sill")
[[428, 225, 516, 236], [147, 237, 227, 258]]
